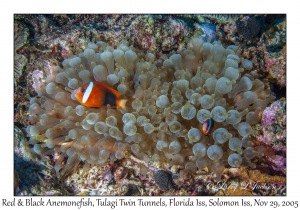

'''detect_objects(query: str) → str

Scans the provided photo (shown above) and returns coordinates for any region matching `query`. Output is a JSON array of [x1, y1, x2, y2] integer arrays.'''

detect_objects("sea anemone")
[[26, 38, 274, 179]]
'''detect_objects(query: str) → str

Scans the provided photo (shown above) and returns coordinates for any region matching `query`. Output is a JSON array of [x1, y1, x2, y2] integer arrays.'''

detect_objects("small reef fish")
[[74, 81, 127, 109], [202, 118, 214, 136], [195, 23, 218, 43]]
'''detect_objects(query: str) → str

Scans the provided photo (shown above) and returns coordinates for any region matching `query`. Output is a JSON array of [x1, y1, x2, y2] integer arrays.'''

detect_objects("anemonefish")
[[74, 81, 127, 109], [202, 118, 214, 136]]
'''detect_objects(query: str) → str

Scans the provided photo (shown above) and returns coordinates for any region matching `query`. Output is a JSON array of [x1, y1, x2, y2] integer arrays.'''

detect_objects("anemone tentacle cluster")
[[27, 38, 274, 178]]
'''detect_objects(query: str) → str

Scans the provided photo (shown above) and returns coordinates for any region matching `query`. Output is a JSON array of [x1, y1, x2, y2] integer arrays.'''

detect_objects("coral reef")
[[264, 46, 286, 87], [263, 15, 286, 51], [214, 167, 286, 196], [154, 170, 175, 191], [14, 14, 286, 196], [14, 126, 70, 195], [128, 15, 190, 52], [26, 36, 275, 182], [236, 16, 264, 40], [14, 22, 29, 83], [17, 14, 193, 56], [257, 99, 286, 175], [14, 54, 28, 83], [64, 156, 153, 196], [227, 167, 286, 188], [14, 23, 29, 52], [215, 186, 253, 196], [201, 14, 240, 25]]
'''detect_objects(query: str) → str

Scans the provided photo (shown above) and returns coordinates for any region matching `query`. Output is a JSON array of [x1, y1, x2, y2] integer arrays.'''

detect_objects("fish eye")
[[81, 88, 86, 93]]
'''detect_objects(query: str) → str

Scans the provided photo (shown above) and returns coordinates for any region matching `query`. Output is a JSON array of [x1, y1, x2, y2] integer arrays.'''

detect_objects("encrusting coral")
[[26, 37, 274, 179], [14, 23, 29, 83]]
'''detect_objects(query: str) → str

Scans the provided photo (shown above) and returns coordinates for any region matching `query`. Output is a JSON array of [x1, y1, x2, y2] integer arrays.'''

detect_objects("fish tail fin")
[[117, 99, 127, 110]]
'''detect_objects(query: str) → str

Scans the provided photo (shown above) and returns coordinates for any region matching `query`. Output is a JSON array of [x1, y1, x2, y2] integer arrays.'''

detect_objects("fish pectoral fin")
[[117, 99, 127, 110]]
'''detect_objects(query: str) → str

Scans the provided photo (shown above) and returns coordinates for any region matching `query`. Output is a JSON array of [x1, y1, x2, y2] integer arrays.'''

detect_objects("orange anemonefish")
[[202, 118, 214, 136], [74, 81, 127, 109]]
